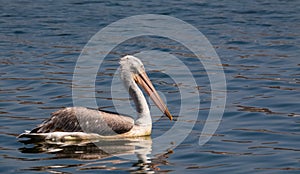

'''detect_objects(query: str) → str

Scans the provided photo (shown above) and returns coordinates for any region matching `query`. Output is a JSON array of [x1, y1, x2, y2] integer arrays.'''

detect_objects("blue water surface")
[[0, 0, 299, 173]]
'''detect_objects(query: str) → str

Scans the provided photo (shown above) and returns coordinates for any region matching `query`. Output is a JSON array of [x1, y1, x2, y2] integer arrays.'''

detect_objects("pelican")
[[18, 55, 172, 141]]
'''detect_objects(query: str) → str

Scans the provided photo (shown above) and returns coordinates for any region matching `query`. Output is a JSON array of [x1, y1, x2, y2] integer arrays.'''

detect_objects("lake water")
[[1, 0, 299, 173]]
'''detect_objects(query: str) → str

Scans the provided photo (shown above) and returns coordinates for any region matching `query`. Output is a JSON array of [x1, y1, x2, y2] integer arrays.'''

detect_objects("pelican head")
[[119, 55, 173, 121]]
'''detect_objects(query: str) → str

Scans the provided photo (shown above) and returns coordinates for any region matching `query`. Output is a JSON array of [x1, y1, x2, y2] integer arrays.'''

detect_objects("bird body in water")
[[18, 55, 172, 141]]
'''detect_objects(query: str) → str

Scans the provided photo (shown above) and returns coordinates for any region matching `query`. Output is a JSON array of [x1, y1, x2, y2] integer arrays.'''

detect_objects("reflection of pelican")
[[19, 137, 152, 161], [19, 136, 172, 173], [18, 55, 172, 140]]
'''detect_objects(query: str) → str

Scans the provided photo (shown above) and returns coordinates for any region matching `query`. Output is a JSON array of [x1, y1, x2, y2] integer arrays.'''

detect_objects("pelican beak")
[[134, 70, 173, 121]]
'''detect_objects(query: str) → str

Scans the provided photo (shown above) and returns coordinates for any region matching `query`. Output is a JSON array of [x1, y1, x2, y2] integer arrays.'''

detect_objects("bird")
[[18, 55, 173, 141]]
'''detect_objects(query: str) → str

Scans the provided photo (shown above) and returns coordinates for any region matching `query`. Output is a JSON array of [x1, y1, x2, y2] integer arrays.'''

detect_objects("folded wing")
[[29, 107, 134, 136]]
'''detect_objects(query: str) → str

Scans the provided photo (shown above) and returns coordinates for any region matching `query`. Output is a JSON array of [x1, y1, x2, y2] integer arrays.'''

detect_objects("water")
[[1, 0, 299, 173]]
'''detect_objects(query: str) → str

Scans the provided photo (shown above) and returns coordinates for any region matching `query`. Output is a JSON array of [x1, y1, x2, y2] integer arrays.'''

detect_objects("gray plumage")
[[30, 107, 134, 136]]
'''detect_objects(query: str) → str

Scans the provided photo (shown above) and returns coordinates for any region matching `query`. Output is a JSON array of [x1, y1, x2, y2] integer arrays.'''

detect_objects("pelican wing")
[[29, 107, 134, 136]]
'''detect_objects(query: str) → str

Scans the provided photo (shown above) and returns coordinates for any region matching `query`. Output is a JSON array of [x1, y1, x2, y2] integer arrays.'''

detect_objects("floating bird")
[[18, 55, 172, 141]]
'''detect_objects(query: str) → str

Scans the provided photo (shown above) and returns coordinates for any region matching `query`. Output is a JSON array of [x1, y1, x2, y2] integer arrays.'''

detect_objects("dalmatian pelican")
[[18, 55, 173, 141]]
